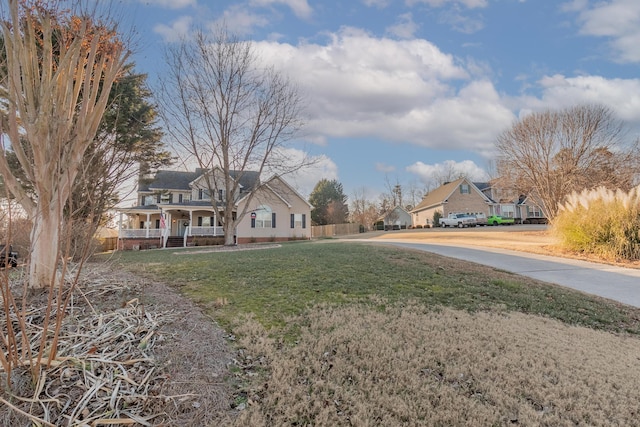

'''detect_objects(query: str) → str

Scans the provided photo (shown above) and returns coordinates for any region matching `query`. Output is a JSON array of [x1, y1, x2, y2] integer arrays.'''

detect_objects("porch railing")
[[119, 229, 162, 239], [188, 226, 224, 236]]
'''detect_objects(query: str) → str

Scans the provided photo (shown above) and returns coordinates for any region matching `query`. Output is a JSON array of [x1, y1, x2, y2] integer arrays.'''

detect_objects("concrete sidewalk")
[[362, 239, 640, 308]]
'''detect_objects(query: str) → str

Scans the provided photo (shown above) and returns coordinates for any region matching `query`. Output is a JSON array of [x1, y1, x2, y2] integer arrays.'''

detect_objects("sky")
[[119, 0, 640, 203]]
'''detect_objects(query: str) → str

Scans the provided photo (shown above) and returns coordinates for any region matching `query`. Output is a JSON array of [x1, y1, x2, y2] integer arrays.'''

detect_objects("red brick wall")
[[117, 238, 163, 250]]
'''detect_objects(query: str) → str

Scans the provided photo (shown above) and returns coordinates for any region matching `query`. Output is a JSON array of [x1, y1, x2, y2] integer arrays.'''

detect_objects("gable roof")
[[230, 170, 261, 191], [410, 177, 492, 213], [235, 175, 313, 209], [377, 205, 410, 221], [410, 178, 466, 213], [141, 168, 261, 192], [141, 170, 200, 192]]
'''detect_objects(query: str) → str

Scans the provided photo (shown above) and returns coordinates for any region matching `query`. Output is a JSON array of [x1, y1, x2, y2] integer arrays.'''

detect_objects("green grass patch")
[[100, 241, 640, 336]]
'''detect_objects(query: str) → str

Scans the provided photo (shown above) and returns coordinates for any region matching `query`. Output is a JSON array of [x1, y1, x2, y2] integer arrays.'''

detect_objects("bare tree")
[[0, 1, 128, 287], [158, 26, 305, 245], [405, 180, 425, 211], [381, 175, 402, 208], [496, 104, 640, 220], [350, 187, 378, 229]]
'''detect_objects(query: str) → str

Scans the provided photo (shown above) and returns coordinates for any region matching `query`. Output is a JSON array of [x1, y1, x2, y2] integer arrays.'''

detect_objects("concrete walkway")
[[359, 239, 640, 308]]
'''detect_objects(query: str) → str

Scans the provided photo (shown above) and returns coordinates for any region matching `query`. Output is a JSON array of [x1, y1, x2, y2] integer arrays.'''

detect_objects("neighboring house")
[[376, 206, 412, 230], [475, 180, 548, 223], [117, 168, 312, 249], [410, 178, 493, 227], [515, 195, 548, 224]]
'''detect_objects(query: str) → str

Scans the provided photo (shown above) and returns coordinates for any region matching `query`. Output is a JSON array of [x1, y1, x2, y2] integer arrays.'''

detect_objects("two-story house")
[[116, 168, 312, 249], [410, 177, 548, 227]]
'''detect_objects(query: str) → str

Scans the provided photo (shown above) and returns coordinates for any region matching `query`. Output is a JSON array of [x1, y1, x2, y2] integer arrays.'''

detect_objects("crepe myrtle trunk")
[[28, 199, 61, 287]]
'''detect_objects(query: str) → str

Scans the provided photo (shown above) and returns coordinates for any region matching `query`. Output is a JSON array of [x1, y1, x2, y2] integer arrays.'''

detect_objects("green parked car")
[[487, 215, 515, 226]]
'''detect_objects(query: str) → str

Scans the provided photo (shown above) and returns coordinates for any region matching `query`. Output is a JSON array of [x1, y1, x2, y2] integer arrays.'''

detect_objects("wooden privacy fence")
[[100, 237, 118, 252], [311, 223, 363, 238]]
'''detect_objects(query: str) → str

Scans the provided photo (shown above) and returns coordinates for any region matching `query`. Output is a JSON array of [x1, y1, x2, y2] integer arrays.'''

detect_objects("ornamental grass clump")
[[554, 186, 640, 260]]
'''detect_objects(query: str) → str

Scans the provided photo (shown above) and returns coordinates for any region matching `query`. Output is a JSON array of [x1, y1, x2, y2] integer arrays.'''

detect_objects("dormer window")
[[198, 189, 210, 200], [141, 195, 155, 206]]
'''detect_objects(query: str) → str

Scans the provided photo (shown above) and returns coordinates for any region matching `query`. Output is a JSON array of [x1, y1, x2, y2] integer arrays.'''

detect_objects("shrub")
[[554, 186, 640, 260], [433, 211, 443, 228]]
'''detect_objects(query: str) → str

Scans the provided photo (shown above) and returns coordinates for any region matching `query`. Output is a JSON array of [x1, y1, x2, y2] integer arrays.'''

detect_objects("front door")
[[177, 219, 189, 236]]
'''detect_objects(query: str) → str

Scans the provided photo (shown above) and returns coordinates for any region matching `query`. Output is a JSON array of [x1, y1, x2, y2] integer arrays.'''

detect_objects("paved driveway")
[[355, 238, 640, 308]]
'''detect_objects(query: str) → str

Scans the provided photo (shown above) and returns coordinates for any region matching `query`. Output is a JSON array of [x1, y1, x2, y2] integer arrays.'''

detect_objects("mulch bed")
[[0, 263, 239, 426]]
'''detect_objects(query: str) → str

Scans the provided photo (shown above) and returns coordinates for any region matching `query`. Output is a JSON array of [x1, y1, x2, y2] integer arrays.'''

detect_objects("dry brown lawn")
[[228, 305, 640, 426]]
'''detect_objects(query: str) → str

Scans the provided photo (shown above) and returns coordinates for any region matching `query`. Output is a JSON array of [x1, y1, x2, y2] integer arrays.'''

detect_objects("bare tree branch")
[[157, 24, 307, 245]]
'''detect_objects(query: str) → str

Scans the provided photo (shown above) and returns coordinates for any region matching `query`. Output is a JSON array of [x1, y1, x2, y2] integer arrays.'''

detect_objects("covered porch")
[[117, 204, 227, 249]]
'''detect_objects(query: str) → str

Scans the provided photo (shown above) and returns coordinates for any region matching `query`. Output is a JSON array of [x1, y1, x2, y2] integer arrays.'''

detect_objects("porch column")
[[213, 211, 217, 236], [118, 212, 123, 237], [189, 210, 194, 236], [145, 213, 151, 238]]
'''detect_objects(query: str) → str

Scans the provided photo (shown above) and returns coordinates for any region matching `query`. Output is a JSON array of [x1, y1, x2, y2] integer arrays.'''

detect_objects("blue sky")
[[120, 0, 640, 202]]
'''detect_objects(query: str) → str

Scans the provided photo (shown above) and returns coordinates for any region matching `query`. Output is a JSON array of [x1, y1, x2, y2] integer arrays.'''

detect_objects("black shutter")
[[272, 212, 276, 228], [251, 218, 255, 228], [156, 194, 161, 203], [302, 214, 306, 229], [198, 217, 203, 227], [291, 214, 295, 228]]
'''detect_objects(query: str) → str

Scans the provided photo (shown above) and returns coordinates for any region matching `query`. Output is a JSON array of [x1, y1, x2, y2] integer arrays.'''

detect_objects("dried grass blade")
[[91, 418, 137, 425], [0, 396, 56, 427]]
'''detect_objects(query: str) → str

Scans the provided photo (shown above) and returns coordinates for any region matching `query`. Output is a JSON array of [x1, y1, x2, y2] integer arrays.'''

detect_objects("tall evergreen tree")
[[309, 179, 349, 225]]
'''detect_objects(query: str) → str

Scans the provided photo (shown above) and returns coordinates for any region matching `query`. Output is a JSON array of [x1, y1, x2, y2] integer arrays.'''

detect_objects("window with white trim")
[[291, 213, 305, 228], [253, 206, 273, 228], [528, 205, 543, 218]]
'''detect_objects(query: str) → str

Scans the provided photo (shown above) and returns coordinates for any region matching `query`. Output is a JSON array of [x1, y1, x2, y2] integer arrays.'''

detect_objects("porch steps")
[[165, 236, 184, 248]]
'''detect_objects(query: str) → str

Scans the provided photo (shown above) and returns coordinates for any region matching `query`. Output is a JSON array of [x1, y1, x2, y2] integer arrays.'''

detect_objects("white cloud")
[[406, 159, 489, 185], [532, 74, 640, 123], [406, 0, 488, 9], [250, 0, 313, 19], [362, 0, 391, 8], [560, 0, 588, 13], [569, 0, 640, 63], [277, 150, 339, 197], [386, 13, 419, 39], [153, 16, 192, 42], [253, 29, 514, 158], [212, 5, 270, 36], [438, 9, 484, 34], [141, 0, 197, 9]]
